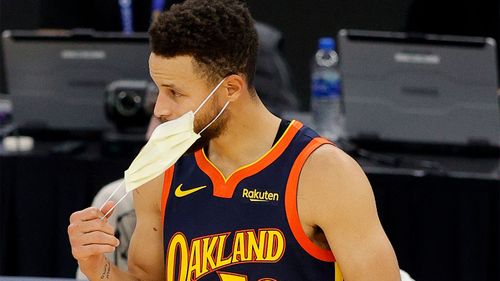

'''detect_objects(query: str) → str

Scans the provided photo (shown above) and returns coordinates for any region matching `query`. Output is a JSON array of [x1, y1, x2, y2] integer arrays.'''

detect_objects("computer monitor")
[[2, 29, 151, 132], [338, 29, 500, 148]]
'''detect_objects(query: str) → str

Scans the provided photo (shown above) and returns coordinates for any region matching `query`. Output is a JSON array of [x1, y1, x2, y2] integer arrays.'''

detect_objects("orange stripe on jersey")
[[195, 120, 303, 198], [161, 166, 175, 225], [284, 137, 336, 262]]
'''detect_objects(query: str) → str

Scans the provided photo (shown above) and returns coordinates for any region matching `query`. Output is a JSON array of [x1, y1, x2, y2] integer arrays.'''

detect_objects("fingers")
[[69, 218, 116, 236], [100, 201, 117, 219], [72, 230, 120, 248], [68, 206, 120, 261], [68, 228, 119, 260], [69, 201, 116, 223], [70, 207, 104, 222]]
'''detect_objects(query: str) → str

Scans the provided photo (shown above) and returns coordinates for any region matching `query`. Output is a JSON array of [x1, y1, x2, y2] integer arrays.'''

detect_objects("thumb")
[[99, 201, 116, 219]]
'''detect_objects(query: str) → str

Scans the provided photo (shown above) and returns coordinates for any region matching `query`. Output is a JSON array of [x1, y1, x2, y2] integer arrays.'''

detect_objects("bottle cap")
[[318, 37, 335, 51]]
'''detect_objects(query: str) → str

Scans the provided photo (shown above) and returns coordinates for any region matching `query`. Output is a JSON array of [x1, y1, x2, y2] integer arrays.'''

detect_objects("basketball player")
[[68, 0, 401, 280]]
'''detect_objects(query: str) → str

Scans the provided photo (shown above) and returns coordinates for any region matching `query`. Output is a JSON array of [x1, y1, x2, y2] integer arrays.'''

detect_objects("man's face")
[[149, 53, 229, 151]]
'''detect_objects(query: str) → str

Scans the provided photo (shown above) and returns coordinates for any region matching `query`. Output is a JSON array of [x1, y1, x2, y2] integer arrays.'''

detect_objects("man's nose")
[[153, 93, 173, 121]]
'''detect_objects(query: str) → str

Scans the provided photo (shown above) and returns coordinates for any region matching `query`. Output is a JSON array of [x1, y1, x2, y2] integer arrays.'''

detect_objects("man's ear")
[[224, 74, 246, 101]]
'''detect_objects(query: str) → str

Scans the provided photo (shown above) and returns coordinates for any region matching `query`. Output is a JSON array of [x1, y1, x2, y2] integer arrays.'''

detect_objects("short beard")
[[185, 105, 229, 154]]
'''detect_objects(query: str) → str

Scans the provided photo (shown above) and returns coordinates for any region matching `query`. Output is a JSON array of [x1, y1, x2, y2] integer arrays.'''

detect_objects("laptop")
[[337, 29, 500, 152], [2, 29, 151, 133]]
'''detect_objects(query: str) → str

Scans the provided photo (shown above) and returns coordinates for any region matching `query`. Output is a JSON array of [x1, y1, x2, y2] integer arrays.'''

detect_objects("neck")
[[206, 94, 281, 177]]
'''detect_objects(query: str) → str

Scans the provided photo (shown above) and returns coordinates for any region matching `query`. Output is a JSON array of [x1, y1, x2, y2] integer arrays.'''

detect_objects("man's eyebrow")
[[161, 83, 181, 91]]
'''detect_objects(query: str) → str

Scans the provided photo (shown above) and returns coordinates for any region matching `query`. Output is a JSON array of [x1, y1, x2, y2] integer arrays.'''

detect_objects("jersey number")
[[218, 272, 276, 281]]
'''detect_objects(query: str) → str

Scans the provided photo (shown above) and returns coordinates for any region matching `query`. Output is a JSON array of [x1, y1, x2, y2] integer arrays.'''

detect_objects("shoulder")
[[302, 143, 366, 182], [297, 144, 400, 280], [297, 142, 376, 224]]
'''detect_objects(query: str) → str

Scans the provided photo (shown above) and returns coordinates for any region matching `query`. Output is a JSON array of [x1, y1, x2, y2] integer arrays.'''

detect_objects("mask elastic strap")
[[198, 100, 230, 135], [193, 78, 227, 116], [98, 180, 124, 211], [98, 180, 129, 220], [100, 191, 129, 220]]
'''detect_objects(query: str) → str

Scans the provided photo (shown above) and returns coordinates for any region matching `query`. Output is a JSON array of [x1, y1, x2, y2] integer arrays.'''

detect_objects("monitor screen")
[[338, 30, 500, 147], [2, 30, 151, 132], [246, 0, 500, 106]]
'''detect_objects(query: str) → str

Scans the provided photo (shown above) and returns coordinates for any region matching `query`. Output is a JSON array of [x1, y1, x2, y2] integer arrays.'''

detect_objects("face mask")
[[99, 78, 229, 217]]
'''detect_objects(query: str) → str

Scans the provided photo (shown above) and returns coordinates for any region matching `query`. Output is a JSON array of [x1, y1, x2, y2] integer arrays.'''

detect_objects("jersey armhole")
[[161, 166, 175, 224], [284, 137, 337, 263]]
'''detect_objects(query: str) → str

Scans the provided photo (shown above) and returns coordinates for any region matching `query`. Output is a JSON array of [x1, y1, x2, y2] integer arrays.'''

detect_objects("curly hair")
[[149, 0, 258, 89]]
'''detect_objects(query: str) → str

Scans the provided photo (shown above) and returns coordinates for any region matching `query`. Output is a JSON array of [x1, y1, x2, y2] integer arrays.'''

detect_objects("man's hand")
[[68, 201, 120, 278]]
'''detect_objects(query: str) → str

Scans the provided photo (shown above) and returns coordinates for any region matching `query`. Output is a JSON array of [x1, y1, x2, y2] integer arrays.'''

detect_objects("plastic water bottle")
[[310, 37, 345, 141]]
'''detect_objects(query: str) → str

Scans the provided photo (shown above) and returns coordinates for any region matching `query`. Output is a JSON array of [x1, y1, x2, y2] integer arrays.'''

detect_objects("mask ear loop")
[[100, 191, 130, 220], [98, 180, 129, 220], [98, 181, 124, 211], [193, 78, 227, 116], [198, 100, 230, 135]]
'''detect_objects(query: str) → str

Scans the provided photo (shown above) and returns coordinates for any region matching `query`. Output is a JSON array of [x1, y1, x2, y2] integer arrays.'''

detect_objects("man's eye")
[[171, 90, 182, 97]]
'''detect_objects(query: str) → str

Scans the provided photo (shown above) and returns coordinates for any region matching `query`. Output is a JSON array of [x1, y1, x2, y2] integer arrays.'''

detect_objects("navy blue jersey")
[[161, 120, 343, 281]]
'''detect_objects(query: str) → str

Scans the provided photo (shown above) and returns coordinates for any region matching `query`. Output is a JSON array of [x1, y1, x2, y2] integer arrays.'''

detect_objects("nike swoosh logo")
[[174, 184, 207, 198]]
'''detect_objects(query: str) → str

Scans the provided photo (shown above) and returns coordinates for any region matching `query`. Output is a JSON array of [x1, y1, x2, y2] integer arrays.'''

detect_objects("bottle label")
[[311, 71, 341, 98]]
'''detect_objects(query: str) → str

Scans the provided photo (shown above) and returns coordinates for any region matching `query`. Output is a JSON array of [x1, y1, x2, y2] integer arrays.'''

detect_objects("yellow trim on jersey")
[[200, 120, 296, 183], [335, 262, 343, 281]]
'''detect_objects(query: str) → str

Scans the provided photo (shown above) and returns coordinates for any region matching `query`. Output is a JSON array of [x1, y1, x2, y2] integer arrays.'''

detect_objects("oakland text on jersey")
[[166, 229, 286, 281]]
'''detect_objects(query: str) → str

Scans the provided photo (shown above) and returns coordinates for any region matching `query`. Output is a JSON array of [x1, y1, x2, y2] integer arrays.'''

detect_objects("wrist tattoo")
[[100, 260, 111, 280]]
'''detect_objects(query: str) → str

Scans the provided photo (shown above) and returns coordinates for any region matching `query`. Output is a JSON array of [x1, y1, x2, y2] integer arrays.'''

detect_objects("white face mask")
[[99, 78, 229, 217]]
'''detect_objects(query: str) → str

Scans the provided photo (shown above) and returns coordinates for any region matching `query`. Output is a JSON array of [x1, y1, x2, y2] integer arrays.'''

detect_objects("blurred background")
[[1, 0, 499, 106], [0, 0, 499, 281]]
